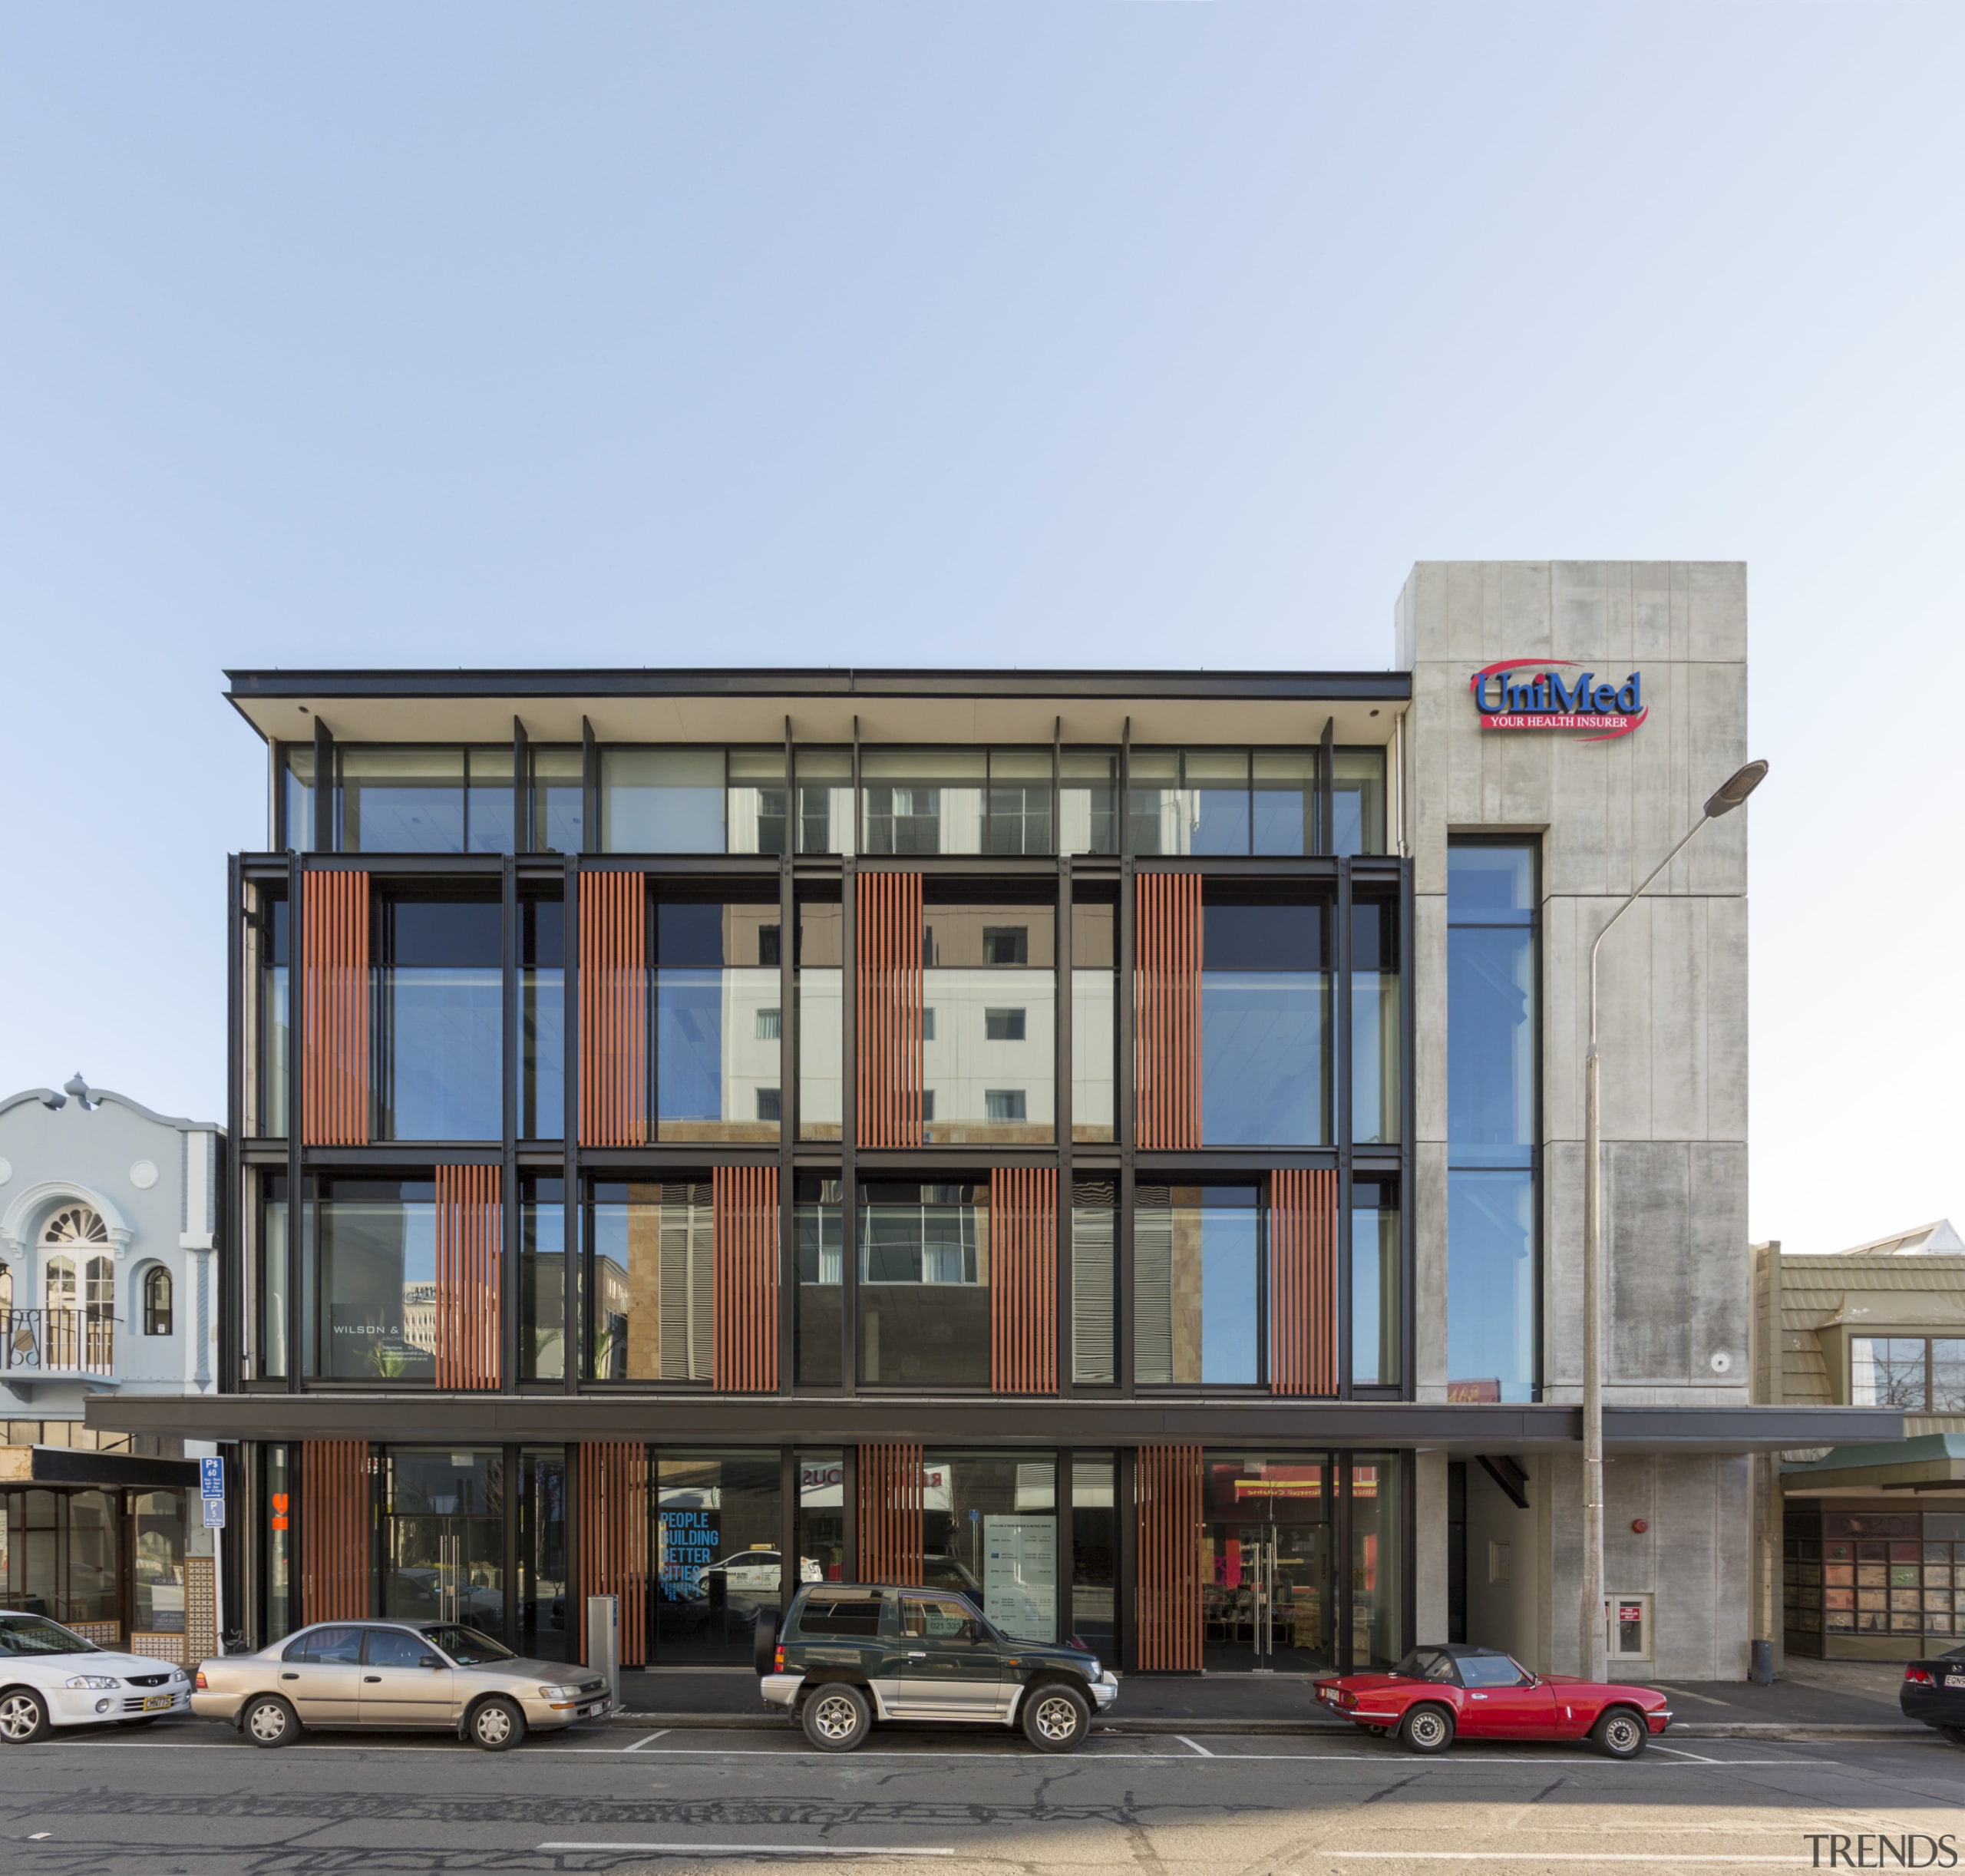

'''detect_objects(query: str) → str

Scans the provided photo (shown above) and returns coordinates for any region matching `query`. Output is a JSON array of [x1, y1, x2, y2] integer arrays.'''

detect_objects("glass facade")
[[1785, 1506, 1965, 1658], [372, 895, 503, 1141], [339, 747, 515, 854], [1351, 1177, 1400, 1388], [922, 903, 1054, 1143], [520, 1175, 566, 1382], [1071, 897, 1116, 1142], [794, 1177, 843, 1387], [858, 1182, 990, 1387], [1071, 1180, 1117, 1386], [305, 1177, 437, 1381], [1202, 900, 1329, 1146], [1135, 1184, 1263, 1386], [1446, 841, 1538, 1403], [590, 1181, 715, 1382], [653, 897, 781, 1142], [1350, 896, 1399, 1144], [519, 895, 564, 1139], [656, 1451, 782, 1663]]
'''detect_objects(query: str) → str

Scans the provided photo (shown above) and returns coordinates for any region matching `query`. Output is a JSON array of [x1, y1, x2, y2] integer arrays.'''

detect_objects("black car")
[[1901, 1646, 1965, 1743]]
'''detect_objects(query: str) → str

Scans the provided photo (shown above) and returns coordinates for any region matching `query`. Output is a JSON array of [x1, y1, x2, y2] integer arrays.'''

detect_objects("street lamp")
[[1581, 758, 1768, 1682]]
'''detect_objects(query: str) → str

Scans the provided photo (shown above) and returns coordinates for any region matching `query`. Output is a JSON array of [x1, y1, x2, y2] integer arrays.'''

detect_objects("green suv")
[[760, 1584, 1118, 1752]]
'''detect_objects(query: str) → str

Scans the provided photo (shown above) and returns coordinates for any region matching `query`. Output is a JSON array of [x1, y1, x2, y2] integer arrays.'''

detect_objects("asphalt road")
[[0, 1721, 1958, 1875]]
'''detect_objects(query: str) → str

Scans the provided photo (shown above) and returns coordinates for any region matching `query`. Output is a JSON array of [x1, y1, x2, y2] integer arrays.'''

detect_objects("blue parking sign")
[[200, 1456, 225, 1498]]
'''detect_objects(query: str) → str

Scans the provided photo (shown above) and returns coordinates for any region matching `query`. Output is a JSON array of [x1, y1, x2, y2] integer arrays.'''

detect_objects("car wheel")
[[243, 1695, 299, 1748], [0, 1689, 51, 1746], [468, 1696, 527, 1752], [1022, 1683, 1091, 1753], [1396, 1703, 1455, 1755], [801, 1683, 871, 1752], [1592, 1706, 1649, 1759], [1942, 1725, 1965, 1749]]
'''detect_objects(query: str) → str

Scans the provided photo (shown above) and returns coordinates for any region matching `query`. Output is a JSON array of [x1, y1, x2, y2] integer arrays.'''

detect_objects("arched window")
[[143, 1267, 173, 1337]]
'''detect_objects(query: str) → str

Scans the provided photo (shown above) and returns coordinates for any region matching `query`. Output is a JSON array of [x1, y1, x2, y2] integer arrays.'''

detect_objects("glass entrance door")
[[1202, 1455, 1334, 1673], [382, 1450, 507, 1643]]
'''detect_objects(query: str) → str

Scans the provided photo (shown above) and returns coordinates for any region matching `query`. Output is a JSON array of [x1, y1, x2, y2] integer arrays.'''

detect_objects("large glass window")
[[520, 1176, 566, 1382], [602, 748, 723, 852], [1202, 899, 1329, 1146], [305, 1177, 437, 1381], [795, 897, 842, 1141], [656, 1452, 784, 1663], [1351, 897, 1400, 1144], [1072, 898, 1115, 1142], [923, 1452, 1058, 1640], [1349, 1453, 1404, 1669], [339, 747, 513, 854], [794, 1178, 843, 1387], [1447, 841, 1539, 1403], [530, 746, 585, 854], [862, 748, 986, 855], [1200, 1454, 1333, 1672], [858, 1182, 990, 1387], [1333, 749, 1387, 856], [1071, 1180, 1117, 1386], [923, 902, 1055, 1143], [986, 749, 1052, 854], [1131, 749, 1319, 857], [253, 894, 289, 1137], [279, 745, 315, 851], [520, 895, 564, 1139], [590, 1181, 713, 1382], [132, 1490, 187, 1635], [1070, 1454, 1118, 1659], [0, 1488, 121, 1627], [727, 749, 789, 855], [794, 750, 854, 856], [1851, 1338, 1965, 1412], [1060, 750, 1118, 855], [382, 1448, 504, 1641], [372, 894, 503, 1141], [1350, 1177, 1400, 1388], [1134, 1184, 1262, 1386], [654, 896, 781, 1142], [517, 1448, 568, 1660], [258, 1176, 290, 1379], [798, 1450, 846, 1583]]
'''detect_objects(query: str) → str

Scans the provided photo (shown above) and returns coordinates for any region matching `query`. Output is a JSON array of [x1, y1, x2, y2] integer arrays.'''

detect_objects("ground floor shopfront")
[[240, 1443, 1411, 1675]]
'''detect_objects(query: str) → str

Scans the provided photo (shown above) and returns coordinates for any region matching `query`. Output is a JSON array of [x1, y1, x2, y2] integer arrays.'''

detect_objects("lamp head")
[[1704, 759, 1768, 818]]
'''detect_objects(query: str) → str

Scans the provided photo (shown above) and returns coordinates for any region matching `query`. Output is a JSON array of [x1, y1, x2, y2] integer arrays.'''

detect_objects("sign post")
[[200, 1456, 226, 1653]]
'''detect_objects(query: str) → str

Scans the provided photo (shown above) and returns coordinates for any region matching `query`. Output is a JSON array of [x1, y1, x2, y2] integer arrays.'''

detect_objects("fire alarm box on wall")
[[1606, 1592, 1653, 1661]]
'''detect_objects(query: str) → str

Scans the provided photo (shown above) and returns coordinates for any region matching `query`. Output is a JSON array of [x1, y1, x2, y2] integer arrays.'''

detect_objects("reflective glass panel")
[[255, 896, 289, 1136], [654, 898, 781, 1141], [1352, 898, 1400, 1144], [307, 1177, 437, 1381], [1061, 749, 1118, 855], [922, 1452, 1058, 1640], [656, 1452, 783, 1664], [798, 1450, 847, 1584], [1134, 1184, 1260, 1386], [259, 1179, 289, 1379], [1252, 751, 1316, 857], [986, 748, 1052, 854], [281, 746, 315, 851], [520, 897, 564, 1138], [1350, 1455, 1403, 1669], [923, 903, 1054, 1143], [373, 897, 502, 1141], [863, 748, 986, 855], [590, 1181, 714, 1382], [520, 1177, 565, 1382], [1333, 749, 1387, 856], [1071, 1454, 1118, 1659], [517, 1448, 568, 1660], [603, 748, 725, 852], [794, 1178, 843, 1387], [727, 748, 788, 855], [1351, 1178, 1400, 1387], [531, 746, 585, 854], [465, 748, 515, 854], [1071, 900, 1116, 1142], [339, 748, 467, 853], [859, 1182, 990, 1386], [794, 749, 854, 855], [1202, 900, 1329, 1145], [1071, 1180, 1117, 1386], [1446, 1168, 1536, 1402], [796, 899, 843, 1141], [1186, 749, 1250, 855]]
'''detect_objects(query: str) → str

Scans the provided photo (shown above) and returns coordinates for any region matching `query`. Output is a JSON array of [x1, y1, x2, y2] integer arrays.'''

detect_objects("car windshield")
[[1458, 1654, 1531, 1688], [1392, 1648, 1459, 1684], [0, 1614, 97, 1656], [419, 1625, 514, 1666]]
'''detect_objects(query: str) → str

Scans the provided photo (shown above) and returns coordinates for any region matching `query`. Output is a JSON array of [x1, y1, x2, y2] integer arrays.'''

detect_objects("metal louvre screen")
[[989, 1166, 1056, 1393], [1135, 1443, 1201, 1670], [857, 1442, 923, 1585], [1134, 873, 1200, 1149], [579, 1441, 649, 1666], [1270, 1168, 1339, 1396], [300, 1439, 370, 1623], [857, 872, 923, 1148], [713, 1164, 779, 1391], [435, 1164, 501, 1389], [302, 871, 370, 1146], [580, 870, 647, 1147]]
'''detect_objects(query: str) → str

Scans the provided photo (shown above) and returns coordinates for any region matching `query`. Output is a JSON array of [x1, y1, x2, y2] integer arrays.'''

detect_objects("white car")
[[0, 1610, 193, 1743]]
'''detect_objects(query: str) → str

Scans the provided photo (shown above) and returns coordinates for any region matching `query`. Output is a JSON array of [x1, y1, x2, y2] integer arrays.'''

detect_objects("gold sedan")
[[193, 1621, 610, 1749]]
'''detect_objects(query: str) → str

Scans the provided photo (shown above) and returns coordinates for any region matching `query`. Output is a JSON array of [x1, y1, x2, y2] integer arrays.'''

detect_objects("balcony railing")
[[3, 1309, 115, 1374]]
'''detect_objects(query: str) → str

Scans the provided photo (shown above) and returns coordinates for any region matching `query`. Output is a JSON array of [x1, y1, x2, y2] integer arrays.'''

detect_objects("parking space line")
[[624, 1732, 671, 1751], [1651, 1742, 1721, 1763], [1174, 1734, 1214, 1757], [537, 1845, 953, 1858]]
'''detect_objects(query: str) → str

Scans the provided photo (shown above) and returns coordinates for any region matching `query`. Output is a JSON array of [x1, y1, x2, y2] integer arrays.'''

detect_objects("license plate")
[[582, 1702, 604, 1717], [1945, 1675, 1965, 1688], [143, 1694, 174, 1712]]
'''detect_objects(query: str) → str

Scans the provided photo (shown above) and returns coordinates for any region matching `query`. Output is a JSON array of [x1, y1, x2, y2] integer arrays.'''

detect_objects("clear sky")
[[2, 5, 1958, 1254]]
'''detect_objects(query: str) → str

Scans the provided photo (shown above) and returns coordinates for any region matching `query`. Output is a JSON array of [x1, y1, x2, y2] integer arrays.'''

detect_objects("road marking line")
[[1651, 1743, 1721, 1763], [537, 1845, 954, 1858], [625, 1731, 671, 1751], [1650, 1684, 1737, 1709], [1174, 1733, 1214, 1757]]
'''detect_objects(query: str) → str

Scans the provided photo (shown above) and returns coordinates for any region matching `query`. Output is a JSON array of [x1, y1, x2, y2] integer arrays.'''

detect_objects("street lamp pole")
[[1581, 758, 1767, 1683]]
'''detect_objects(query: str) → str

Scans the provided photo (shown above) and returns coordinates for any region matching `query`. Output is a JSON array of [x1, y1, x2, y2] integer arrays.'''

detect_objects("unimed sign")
[[1471, 659, 1648, 740]]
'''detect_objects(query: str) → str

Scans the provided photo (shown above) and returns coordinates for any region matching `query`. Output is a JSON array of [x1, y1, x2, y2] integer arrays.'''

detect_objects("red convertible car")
[[1315, 1643, 1673, 1758]]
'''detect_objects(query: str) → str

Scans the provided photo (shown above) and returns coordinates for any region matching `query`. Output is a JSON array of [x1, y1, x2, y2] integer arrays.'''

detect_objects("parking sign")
[[200, 1455, 225, 1498]]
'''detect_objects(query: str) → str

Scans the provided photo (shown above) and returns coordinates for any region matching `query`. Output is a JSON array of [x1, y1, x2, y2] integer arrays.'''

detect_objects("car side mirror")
[[420, 1655, 444, 1670]]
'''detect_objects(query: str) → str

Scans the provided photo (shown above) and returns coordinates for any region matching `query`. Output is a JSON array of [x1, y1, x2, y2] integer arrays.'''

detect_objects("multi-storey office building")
[[95, 562, 1895, 1679]]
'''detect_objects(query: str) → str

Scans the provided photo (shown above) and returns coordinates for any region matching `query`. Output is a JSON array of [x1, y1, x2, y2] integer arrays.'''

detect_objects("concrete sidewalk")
[[613, 1665, 1927, 1739]]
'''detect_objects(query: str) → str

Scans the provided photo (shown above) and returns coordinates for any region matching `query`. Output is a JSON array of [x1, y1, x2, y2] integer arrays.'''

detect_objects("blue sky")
[[2, 4, 1959, 1252]]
